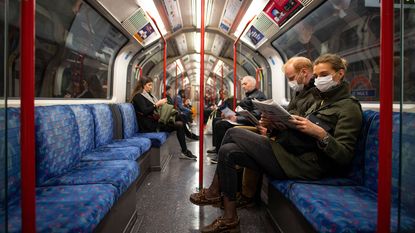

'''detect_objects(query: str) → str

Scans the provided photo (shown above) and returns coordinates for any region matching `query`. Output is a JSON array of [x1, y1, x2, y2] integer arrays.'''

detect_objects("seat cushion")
[[101, 137, 152, 154], [270, 178, 359, 198], [288, 183, 415, 233], [90, 104, 114, 148], [7, 184, 117, 233], [41, 160, 139, 197], [117, 103, 139, 138], [69, 105, 95, 154], [135, 132, 168, 148], [82, 146, 141, 161]]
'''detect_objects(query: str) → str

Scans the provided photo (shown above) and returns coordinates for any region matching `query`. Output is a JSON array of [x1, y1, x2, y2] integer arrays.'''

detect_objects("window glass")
[[272, 0, 415, 103], [6, 0, 127, 99]]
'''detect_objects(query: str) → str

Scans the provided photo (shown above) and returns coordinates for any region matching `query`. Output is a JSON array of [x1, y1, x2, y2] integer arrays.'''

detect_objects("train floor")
[[131, 124, 277, 233]]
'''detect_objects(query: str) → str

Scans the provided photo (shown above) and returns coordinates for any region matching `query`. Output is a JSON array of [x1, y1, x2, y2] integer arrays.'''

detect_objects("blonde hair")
[[314, 53, 348, 72], [283, 56, 313, 73]]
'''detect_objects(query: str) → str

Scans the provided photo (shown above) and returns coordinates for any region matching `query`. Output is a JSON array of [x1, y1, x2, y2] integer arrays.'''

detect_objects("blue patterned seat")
[[270, 110, 377, 196], [41, 160, 139, 197], [7, 184, 117, 233], [70, 105, 142, 161], [284, 111, 415, 232], [117, 103, 168, 147], [89, 104, 152, 154]]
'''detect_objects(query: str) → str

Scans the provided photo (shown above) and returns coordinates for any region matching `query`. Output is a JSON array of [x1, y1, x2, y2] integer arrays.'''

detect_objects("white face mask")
[[288, 80, 304, 92], [315, 74, 338, 92]]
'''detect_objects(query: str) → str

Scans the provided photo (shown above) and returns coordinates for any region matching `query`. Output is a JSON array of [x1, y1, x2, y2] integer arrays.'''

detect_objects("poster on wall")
[[246, 25, 265, 45], [263, 0, 303, 26], [133, 23, 155, 43], [220, 0, 243, 32]]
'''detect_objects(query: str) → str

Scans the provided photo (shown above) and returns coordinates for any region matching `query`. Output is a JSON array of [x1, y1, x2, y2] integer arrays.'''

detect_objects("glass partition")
[[272, 0, 415, 103], [6, 0, 127, 99]]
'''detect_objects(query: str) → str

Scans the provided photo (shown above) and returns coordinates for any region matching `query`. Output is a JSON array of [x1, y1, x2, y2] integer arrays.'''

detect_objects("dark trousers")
[[160, 120, 187, 152], [212, 119, 234, 151], [216, 128, 287, 200]]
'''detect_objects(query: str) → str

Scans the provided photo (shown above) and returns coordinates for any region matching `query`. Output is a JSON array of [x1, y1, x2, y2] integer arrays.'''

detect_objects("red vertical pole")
[[233, 16, 255, 110], [182, 73, 184, 90], [175, 64, 178, 95], [377, 0, 394, 232], [199, 0, 205, 189], [20, 0, 36, 232], [221, 65, 224, 99], [147, 13, 167, 98], [213, 74, 216, 103], [255, 68, 262, 89], [139, 67, 142, 79]]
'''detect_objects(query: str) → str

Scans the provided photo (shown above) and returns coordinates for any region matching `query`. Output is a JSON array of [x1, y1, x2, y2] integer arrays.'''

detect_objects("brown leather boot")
[[201, 217, 240, 233]]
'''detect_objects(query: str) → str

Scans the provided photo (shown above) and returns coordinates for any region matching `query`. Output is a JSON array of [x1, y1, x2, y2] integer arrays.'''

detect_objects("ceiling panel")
[[98, 0, 138, 22], [161, 0, 183, 31], [179, 0, 193, 27]]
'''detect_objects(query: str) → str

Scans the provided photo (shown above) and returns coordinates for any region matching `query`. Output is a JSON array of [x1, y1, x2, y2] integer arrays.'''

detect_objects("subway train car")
[[1, 0, 414, 232]]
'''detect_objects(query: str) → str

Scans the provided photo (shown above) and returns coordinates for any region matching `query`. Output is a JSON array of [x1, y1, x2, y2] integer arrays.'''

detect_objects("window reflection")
[[272, 0, 415, 103], [3, 0, 127, 99]]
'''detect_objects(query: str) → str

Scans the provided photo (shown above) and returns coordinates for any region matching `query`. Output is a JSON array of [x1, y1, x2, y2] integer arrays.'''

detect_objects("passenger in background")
[[239, 56, 316, 207], [165, 85, 174, 105], [131, 76, 197, 160], [175, 89, 194, 125], [190, 54, 363, 232], [78, 75, 106, 98], [207, 76, 266, 163]]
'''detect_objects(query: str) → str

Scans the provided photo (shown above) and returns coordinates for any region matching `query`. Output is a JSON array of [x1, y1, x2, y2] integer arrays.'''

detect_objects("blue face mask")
[[315, 74, 338, 92]]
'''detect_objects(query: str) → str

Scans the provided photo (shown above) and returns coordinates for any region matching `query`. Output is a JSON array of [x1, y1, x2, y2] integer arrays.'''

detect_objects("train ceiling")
[[96, 0, 318, 81]]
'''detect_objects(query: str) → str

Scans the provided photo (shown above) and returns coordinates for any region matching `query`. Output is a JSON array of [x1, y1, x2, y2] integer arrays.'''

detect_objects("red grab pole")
[[213, 74, 216, 103], [377, 0, 394, 232], [255, 68, 263, 89], [148, 13, 167, 98], [20, 0, 36, 232], [221, 65, 224, 99], [199, 0, 205, 189], [233, 15, 255, 110]]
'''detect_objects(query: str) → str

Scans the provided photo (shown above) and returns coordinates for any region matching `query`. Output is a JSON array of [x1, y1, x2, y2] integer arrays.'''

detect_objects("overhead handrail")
[[233, 15, 256, 110], [147, 12, 167, 98]]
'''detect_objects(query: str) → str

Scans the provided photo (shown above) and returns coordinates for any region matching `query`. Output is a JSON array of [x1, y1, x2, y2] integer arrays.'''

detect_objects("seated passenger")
[[190, 54, 363, 232], [131, 76, 197, 160], [175, 89, 193, 124], [207, 76, 266, 162], [240, 56, 316, 206]]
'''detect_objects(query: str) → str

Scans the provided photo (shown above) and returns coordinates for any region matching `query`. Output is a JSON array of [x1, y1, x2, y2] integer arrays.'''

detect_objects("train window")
[[5, 0, 127, 99], [272, 0, 415, 103]]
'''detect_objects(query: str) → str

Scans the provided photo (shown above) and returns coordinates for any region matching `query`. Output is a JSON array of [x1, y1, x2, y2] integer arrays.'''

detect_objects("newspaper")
[[221, 106, 236, 118], [252, 99, 295, 128], [237, 109, 259, 126]]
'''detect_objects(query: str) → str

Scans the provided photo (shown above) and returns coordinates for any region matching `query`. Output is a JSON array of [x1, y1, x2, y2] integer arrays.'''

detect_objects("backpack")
[[157, 104, 178, 125]]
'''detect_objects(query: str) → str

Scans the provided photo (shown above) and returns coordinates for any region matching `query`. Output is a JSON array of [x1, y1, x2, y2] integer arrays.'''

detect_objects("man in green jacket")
[[240, 56, 316, 206], [190, 54, 363, 233]]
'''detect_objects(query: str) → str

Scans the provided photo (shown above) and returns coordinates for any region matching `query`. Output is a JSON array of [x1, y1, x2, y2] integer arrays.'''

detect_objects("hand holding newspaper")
[[221, 106, 236, 118], [252, 99, 295, 129], [236, 109, 259, 126]]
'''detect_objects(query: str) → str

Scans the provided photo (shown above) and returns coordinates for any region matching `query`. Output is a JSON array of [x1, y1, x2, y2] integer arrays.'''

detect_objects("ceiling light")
[[234, 0, 268, 37]]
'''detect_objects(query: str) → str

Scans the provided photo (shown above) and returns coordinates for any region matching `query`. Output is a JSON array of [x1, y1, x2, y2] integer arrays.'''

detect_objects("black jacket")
[[132, 93, 158, 132], [236, 88, 267, 125]]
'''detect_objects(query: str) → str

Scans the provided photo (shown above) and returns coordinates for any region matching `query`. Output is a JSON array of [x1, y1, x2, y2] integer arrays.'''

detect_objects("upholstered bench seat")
[[82, 146, 141, 161], [7, 184, 117, 233], [41, 160, 139, 198]]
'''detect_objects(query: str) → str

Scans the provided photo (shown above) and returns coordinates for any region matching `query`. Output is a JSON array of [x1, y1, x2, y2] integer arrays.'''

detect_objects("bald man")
[[208, 76, 267, 163]]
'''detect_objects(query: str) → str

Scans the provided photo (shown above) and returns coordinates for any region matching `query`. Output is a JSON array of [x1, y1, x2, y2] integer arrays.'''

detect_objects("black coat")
[[236, 88, 267, 124], [132, 93, 158, 132]]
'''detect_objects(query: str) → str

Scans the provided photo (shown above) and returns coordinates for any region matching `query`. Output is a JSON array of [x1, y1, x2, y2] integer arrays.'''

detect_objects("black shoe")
[[210, 155, 218, 164], [189, 133, 199, 140], [207, 148, 217, 153], [179, 150, 197, 160]]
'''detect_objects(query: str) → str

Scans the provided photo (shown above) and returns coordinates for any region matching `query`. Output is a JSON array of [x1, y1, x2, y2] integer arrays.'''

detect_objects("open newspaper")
[[252, 99, 295, 128], [221, 106, 236, 118], [237, 109, 259, 126]]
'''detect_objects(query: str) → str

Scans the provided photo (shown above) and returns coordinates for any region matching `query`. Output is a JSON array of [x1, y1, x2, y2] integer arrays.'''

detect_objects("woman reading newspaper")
[[189, 53, 363, 232]]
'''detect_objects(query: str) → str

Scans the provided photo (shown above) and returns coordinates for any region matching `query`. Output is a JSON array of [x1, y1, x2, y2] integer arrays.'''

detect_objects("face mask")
[[315, 74, 338, 92], [288, 80, 304, 92]]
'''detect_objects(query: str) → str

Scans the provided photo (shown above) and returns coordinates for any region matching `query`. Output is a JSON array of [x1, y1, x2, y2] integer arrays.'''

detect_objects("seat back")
[[345, 110, 378, 184], [69, 105, 95, 154], [35, 106, 81, 186], [89, 104, 114, 148], [0, 108, 21, 206], [117, 103, 139, 138]]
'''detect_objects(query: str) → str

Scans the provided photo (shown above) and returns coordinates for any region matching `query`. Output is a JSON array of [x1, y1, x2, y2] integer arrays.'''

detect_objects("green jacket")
[[287, 78, 315, 116], [271, 81, 363, 179]]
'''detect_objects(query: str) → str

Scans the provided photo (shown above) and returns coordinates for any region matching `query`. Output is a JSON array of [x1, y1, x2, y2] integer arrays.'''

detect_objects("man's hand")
[[257, 125, 268, 136], [226, 115, 237, 122]]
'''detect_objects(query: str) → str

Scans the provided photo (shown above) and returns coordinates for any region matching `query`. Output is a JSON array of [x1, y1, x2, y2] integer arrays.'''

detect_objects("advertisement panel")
[[263, 0, 303, 26]]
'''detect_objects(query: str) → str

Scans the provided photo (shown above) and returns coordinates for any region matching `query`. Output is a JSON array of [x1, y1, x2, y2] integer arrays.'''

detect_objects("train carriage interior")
[[1, 0, 415, 232]]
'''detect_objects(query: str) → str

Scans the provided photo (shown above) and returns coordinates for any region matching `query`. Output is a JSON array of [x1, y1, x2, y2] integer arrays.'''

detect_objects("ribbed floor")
[[132, 127, 277, 233]]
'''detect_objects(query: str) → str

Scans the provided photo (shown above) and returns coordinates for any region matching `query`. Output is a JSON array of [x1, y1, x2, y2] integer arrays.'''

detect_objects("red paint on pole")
[[233, 15, 256, 110], [377, 0, 394, 232], [21, 0, 36, 232], [199, 0, 205, 189]]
